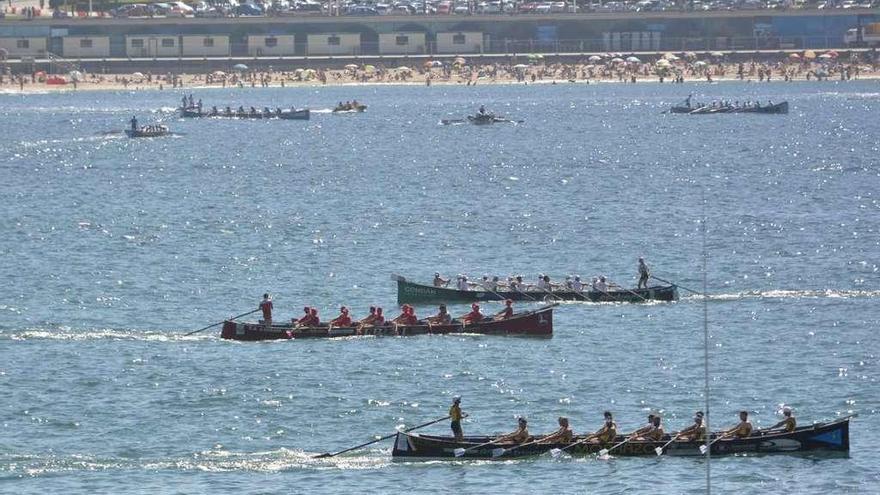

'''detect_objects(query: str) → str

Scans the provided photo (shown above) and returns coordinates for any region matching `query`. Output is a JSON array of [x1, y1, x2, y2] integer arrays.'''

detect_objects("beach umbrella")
[[364, 65, 376, 72], [825, 50, 839, 58], [818, 53, 833, 59], [68, 70, 84, 82], [513, 63, 529, 69], [788, 53, 800, 59], [694, 60, 708, 66], [709, 51, 724, 57], [212, 70, 226, 77], [655, 59, 671, 67], [527, 53, 544, 60], [454, 57, 466, 65], [233, 63, 248, 71], [132, 72, 144, 79], [344, 63, 358, 70], [803, 50, 816, 60], [626, 56, 641, 63], [611, 57, 624, 63], [588, 55, 602, 62]]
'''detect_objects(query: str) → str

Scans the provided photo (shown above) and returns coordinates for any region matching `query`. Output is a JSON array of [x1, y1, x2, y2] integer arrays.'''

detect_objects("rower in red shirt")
[[293, 306, 310, 326], [306, 307, 320, 326], [330, 306, 352, 327], [493, 299, 514, 320], [259, 293, 273, 327], [462, 303, 484, 324], [393, 305, 419, 326]]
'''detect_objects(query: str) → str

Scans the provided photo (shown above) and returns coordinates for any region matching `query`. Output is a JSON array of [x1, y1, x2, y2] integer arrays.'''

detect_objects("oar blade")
[[312, 453, 332, 459], [699, 444, 708, 454], [491, 447, 506, 458], [654, 446, 664, 456], [598, 448, 609, 457], [453, 448, 466, 457], [549, 448, 563, 458]]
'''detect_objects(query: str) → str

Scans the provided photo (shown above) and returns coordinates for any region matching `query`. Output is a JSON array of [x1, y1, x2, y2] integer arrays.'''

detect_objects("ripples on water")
[[0, 82, 878, 493]]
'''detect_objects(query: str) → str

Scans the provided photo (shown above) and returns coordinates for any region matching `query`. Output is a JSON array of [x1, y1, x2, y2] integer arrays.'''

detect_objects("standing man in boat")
[[537, 417, 574, 444], [259, 293, 273, 327], [720, 411, 753, 439], [449, 397, 467, 441], [130, 116, 138, 132], [767, 406, 797, 433], [637, 257, 650, 289]]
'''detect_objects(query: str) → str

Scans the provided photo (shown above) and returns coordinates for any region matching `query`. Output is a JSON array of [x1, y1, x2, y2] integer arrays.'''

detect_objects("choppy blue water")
[[1, 81, 878, 494]]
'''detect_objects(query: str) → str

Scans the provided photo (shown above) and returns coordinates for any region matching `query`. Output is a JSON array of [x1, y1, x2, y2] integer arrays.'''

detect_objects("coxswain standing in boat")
[[449, 397, 467, 441], [330, 306, 352, 327], [478, 104, 487, 115], [584, 411, 618, 444], [461, 303, 484, 325], [493, 299, 514, 320], [259, 293, 273, 327], [676, 411, 706, 442], [130, 115, 138, 131], [720, 411, 753, 439], [427, 304, 452, 324], [767, 406, 797, 432], [496, 417, 530, 444], [433, 272, 449, 287], [538, 417, 574, 444], [638, 257, 651, 289]]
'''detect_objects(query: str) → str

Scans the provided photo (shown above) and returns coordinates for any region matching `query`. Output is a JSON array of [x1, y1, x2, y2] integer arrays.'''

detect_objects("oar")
[[491, 436, 546, 458], [184, 308, 260, 336], [597, 436, 635, 457], [699, 434, 726, 454], [453, 437, 503, 457], [605, 278, 648, 302], [654, 434, 681, 456], [441, 119, 465, 125], [313, 415, 450, 459], [550, 436, 593, 458], [650, 275, 702, 296]]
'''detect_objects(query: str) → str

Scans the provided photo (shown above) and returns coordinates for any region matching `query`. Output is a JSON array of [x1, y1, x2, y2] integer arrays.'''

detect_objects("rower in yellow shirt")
[[767, 406, 797, 432]]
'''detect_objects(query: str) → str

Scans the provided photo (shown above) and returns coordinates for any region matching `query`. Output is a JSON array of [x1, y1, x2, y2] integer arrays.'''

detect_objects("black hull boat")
[[125, 126, 169, 138], [391, 417, 851, 459], [395, 276, 678, 304], [332, 104, 367, 113], [180, 107, 310, 120], [670, 101, 788, 115]]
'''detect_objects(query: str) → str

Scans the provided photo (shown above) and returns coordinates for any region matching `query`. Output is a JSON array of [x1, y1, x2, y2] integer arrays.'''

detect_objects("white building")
[[0, 37, 47, 57], [247, 35, 296, 56], [181, 35, 230, 56], [306, 33, 360, 56], [436, 32, 482, 54], [125, 35, 180, 57], [62, 36, 110, 58], [378, 32, 426, 55]]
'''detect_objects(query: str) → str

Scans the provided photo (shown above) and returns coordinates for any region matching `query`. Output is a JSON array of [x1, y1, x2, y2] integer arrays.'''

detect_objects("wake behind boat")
[[395, 275, 678, 304], [391, 416, 850, 459]]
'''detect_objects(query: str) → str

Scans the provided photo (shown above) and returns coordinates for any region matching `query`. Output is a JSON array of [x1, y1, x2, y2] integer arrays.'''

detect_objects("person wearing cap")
[[720, 411, 753, 439], [676, 412, 706, 442], [627, 414, 656, 439], [584, 411, 618, 444], [768, 407, 797, 433], [638, 257, 651, 289], [462, 303, 484, 324], [259, 293, 273, 327], [496, 417, 530, 444], [330, 306, 352, 327], [433, 272, 450, 287], [449, 397, 467, 441], [427, 304, 452, 324], [538, 417, 574, 444], [493, 299, 514, 320]]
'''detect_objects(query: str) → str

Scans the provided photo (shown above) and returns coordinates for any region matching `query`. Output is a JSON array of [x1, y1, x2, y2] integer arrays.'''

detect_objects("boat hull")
[[125, 127, 168, 138], [220, 306, 554, 341], [391, 418, 850, 459], [670, 101, 788, 115], [180, 108, 310, 120], [396, 278, 678, 304]]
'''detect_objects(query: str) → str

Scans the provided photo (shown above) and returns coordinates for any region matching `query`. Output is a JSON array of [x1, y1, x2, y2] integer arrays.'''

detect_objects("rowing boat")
[[395, 276, 678, 304], [669, 101, 788, 115], [391, 416, 850, 459], [332, 104, 367, 113], [220, 305, 554, 341], [125, 125, 169, 138], [180, 107, 310, 120]]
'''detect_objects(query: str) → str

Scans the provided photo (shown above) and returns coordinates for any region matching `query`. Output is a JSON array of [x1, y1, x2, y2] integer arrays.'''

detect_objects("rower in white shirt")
[[572, 276, 583, 292], [457, 276, 470, 291], [594, 276, 608, 293]]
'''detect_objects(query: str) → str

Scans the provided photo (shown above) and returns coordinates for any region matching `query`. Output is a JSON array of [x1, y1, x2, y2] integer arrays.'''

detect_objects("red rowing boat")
[[220, 305, 555, 341]]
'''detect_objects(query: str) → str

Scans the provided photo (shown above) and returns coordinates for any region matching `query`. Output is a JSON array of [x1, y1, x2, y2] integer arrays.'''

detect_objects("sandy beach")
[[2, 54, 879, 93]]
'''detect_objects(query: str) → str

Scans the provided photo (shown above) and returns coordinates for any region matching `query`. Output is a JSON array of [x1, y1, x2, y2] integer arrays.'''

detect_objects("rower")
[[484, 276, 500, 292], [594, 276, 608, 293], [638, 257, 650, 289], [433, 272, 449, 287], [306, 307, 320, 327], [330, 306, 352, 327], [293, 306, 311, 327], [456, 276, 470, 291], [449, 396, 467, 441], [259, 293, 273, 327], [676, 411, 706, 442], [428, 304, 452, 324], [462, 303, 483, 324], [358, 306, 377, 325], [496, 417, 530, 444], [767, 406, 797, 433], [188, 94, 194, 107], [564, 276, 573, 290], [181, 95, 188, 108], [627, 413, 656, 439], [392, 304, 419, 326], [584, 411, 618, 444], [639, 415, 664, 441], [542, 275, 553, 290], [130, 115, 139, 131], [536, 274, 546, 291], [478, 104, 486, 115], [721, 411, 753, 439], [538, 417, 573, 444], [493, 299, 514, 321], [374, 307, 385, 325], [511, 275, 525, 292], [572, 275, 583, 293]]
